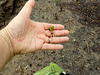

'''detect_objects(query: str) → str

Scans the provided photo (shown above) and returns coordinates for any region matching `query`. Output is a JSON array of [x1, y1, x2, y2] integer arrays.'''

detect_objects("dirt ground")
[[0, 0, 100, 75]]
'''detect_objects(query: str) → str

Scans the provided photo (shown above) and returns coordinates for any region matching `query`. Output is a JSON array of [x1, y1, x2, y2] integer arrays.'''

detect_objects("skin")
[[0, 0, 69, 71]]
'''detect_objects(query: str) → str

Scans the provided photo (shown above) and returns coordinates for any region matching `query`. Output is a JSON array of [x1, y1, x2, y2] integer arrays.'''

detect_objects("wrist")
[[0, 28, 14, 59]]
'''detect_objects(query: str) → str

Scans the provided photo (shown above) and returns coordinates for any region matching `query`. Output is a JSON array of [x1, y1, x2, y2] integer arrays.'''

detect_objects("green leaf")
[[34, 66, 52, 75], [34, 62, 65, 75], [50, 62, 65, 73], [49, 26, 54, 31]]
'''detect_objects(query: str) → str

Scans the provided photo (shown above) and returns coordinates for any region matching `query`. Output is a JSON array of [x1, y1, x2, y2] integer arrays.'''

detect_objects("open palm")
[[5, 0, 69, 55]]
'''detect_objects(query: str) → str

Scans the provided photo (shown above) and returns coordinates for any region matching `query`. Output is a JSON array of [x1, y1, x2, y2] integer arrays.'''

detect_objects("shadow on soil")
[[57, 0, 100, 27]]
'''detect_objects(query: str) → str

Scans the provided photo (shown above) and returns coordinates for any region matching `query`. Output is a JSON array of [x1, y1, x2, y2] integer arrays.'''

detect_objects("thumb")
[[18, 0, 35, 18]]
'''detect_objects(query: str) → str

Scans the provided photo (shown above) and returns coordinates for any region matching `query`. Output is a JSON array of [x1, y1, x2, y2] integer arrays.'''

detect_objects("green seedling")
[[49, 26, 54, 32], [49, 26, 54, 37], [34, 62, 66, 75]]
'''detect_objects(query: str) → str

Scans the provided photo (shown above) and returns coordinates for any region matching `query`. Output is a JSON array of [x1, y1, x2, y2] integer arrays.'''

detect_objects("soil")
[[0, 0, 100, 75]]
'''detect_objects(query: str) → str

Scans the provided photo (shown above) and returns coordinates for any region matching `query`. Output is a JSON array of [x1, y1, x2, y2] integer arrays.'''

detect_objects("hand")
[[4, 0, 69, 55]]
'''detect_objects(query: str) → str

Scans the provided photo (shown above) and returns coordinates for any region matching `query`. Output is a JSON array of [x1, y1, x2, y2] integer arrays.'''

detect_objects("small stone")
[[73, 39, 76, 41], [62, 55, 65, 57], [85, 64, 90, 67], [97, 67, 99, 70]]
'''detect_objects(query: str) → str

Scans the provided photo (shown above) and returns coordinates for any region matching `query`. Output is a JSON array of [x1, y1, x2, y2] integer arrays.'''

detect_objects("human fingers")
[[35, 22, 64, 30], [45, 37, 69, 44], [18, 0, 35, 18], [45, 30, 69, 37], [41, 44, 63, 50]]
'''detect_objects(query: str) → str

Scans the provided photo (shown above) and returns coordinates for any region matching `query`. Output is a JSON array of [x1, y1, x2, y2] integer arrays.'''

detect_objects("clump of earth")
[[0, 0, 100, 75]]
